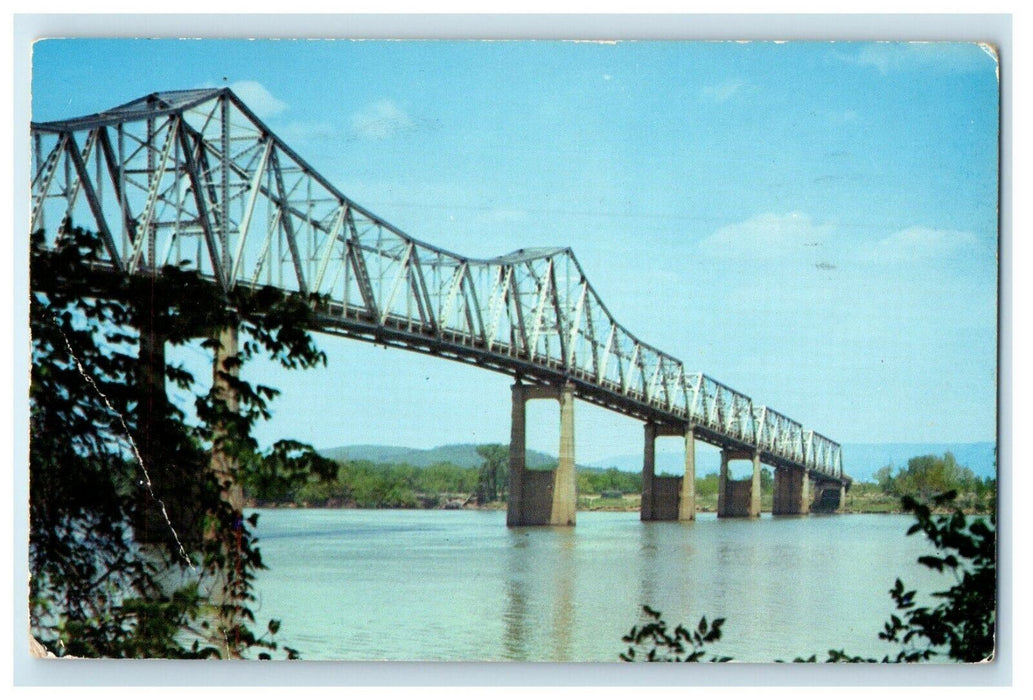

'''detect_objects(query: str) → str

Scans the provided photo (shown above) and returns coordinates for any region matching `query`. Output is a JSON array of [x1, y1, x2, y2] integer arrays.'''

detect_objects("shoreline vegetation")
[[243, 449, 995, 516]]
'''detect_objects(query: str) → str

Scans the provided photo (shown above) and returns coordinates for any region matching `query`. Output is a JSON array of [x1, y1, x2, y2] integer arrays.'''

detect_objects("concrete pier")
[[679, 429, 697, 521], [507, 381, 577, 526], [772, 467, 811, 515], [810, 480, 845, 513], [641, 423, 696, 521], [551, 383, 577, 526], [750, 450, 761, 518], [717, 449, 762, 518]]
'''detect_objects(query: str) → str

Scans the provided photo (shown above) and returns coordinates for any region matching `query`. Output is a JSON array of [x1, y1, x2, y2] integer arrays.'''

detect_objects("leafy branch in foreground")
[[622, 491, 995, 663], [620, 605, 730, 662]]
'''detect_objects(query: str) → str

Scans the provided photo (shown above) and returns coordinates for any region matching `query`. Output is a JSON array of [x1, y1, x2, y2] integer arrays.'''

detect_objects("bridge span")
[[31, 88, 849, 526]]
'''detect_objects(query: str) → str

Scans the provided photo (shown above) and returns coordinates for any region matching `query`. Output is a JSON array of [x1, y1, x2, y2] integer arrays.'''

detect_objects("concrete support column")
[[824, 482, 844, 513], [810, 479, 848, 513], [211, 324, 243, 513], [551, 383, 577, 526], [718, 450, 729, 517], [773, 467, 809, 515], [799, 469, 811, 515], [641, 423, 657, 521], [772, 468, 786, 514], [506, 382, 527, 527], [718, 449, 760, 518], [750, 450, 762, 518], [679, 428, 696, 521], [506, 381, 576, 527]]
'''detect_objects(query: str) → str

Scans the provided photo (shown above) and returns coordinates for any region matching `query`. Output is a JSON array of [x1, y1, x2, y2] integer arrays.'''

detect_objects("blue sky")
[[30, 39, 1000, 464]]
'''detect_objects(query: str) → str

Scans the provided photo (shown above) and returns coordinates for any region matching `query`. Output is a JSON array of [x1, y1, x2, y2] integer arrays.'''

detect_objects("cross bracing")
[[30, 88, 845, 481]]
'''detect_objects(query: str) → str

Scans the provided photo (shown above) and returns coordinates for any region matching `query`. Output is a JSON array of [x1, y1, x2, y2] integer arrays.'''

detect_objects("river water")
[[249, 508, 945, 662]]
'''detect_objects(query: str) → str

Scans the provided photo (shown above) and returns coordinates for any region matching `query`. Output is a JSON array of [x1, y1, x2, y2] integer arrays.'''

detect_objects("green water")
[[250, 509, 944, 662]]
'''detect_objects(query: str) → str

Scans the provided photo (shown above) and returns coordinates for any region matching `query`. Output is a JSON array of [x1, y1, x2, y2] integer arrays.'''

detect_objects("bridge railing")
[[753, 406, 806, 465], [30, 87, 845, 482], [804, 430, 843, 478]]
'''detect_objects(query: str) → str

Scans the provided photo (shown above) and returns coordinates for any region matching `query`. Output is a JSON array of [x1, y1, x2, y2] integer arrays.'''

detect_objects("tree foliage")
[[29, 225, 328, 658], [877, 453, 995, 510], [271, 460, 480, 508], [475, 444, 509, 504], [241, 440, 338, 505], [577, 467, 643, 495]]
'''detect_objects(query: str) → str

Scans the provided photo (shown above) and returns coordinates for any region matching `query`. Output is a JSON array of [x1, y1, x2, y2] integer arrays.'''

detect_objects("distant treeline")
[[245, 459, 478, 508], [849, 452, 996, 514], [245, 460, 646, 508], [242, 445, 995, 514]]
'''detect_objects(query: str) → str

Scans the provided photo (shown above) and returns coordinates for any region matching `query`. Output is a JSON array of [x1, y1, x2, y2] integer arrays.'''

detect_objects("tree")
[[621, 491, 995, 663], [879, 453, 978, 500], [873, 465, 895, 491], [30, 225, 328, 658], [476, 444, 509, 503], [241, 440, 338, 505], [760, 466, 773, 493]]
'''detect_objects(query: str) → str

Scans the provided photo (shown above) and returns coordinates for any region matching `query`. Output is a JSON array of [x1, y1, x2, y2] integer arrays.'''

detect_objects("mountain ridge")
[[318, 441, 996, 483], [317, 443, 557, 469]]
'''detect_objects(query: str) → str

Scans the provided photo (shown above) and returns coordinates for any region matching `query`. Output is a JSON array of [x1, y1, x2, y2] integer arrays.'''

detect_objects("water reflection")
[[502, 526, 578, 661], [502, 575, 528, 659], [251, 509, 945, 661], [549, 528, 576, 661], [637, 521, 661, 606]]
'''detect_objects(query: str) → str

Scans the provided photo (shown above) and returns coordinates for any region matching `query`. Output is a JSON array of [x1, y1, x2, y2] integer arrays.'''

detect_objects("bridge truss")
[[30, 88, 845, 481]]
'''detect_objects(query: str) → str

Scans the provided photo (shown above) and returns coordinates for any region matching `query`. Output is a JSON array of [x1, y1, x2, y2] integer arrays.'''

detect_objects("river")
[[249, 508, 946, 662]]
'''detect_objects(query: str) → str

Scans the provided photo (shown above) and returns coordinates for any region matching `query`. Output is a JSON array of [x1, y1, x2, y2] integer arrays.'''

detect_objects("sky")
[[29, 38, 1000, 465]]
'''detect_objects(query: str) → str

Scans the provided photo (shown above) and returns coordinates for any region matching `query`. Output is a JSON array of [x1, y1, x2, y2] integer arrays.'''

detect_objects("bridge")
[[30, 88, 849, 526]]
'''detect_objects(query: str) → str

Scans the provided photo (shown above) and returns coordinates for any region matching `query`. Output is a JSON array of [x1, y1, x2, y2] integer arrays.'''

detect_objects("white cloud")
[[701, 79, 745, 103], [698, 212, 833, 260], [699, 215, 983, 270], [229, 80, 287, 118], [351, 99, 413, 140], [860, 226, 979, 263]]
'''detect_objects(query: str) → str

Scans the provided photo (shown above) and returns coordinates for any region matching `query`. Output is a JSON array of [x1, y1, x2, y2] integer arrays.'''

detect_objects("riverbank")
[[245, 494, 988, 515]]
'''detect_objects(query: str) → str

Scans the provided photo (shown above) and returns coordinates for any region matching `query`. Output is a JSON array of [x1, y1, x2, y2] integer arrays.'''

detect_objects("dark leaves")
[[620, 606, 730, 662]]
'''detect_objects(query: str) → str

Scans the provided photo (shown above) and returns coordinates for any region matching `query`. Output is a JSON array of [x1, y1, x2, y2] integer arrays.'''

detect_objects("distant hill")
[[317, 443, 557, 469], [319, 441, 997, 483], [585, 441, 997, 483]]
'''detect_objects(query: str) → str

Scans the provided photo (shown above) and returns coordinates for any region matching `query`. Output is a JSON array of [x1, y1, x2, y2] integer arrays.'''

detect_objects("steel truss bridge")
[[30, 88, 845, 483]]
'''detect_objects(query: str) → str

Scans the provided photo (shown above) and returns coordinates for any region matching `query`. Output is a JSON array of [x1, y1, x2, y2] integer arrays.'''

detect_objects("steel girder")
[[29, 88, 845, 482]]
